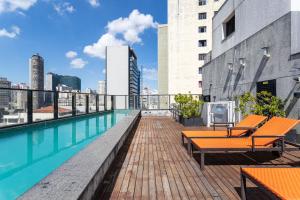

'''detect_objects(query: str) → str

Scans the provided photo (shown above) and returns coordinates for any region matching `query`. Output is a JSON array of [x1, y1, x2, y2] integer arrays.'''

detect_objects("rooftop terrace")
[[98, 117, 300, 200]]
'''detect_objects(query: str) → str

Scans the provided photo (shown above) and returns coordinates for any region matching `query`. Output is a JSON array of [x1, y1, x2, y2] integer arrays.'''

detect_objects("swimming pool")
[[0, 110, 130, 200]]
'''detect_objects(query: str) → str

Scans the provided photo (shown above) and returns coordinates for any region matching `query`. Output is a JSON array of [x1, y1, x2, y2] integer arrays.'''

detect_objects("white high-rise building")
[[98, 80, 106, 95], [106, 46, 140, 109], [158, 0, 225, 94]]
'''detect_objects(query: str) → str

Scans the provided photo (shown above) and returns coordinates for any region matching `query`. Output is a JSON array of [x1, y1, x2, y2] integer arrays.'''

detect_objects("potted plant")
[[236, 91, 285, 119], [175, 94, 204, 126]]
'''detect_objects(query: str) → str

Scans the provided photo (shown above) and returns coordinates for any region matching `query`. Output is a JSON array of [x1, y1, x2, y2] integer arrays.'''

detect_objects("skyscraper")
[[0, 77, 11, 109], [29, 54, 44, 109], [98, 80, 106, 95], [45, 72, 81, 91], [158, 0, 225, 94]]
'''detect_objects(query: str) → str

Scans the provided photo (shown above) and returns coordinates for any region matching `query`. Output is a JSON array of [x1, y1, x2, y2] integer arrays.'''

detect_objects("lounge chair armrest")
[[212, 122, 235, 125], [227, 127, 257, 137], [211, 122, 234, 130], [251, 135, 285, 150], [227, 127, 257, 131], [252, 135, 285, 139]]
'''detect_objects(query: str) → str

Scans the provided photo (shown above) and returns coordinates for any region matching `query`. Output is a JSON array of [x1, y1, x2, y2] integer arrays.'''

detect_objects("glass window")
[[199, 0, 206, 6], [198, 26, 207, 33], [199, 54, 206, 60], [198, 81, 203, 88], [198, 13, 207, 20], [198, 40, 207, 47], [198, 68, 203, 74], [223, 14, 235, 38]]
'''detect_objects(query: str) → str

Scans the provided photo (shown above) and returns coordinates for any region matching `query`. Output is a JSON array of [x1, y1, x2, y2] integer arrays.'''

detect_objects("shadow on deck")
[[95, 117, 300, 200]]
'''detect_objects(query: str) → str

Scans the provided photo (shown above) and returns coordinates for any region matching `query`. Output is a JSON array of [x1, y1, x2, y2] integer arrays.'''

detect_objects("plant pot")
[[179, 116, 203, 127]]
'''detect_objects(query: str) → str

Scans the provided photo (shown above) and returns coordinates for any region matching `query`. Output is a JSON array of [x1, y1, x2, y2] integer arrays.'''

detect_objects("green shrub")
[[175, 94, 204, 119], [236, 91, 285, 119]]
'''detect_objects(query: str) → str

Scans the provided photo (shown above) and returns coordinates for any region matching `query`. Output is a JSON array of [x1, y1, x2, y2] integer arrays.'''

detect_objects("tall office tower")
[[106, 46, 141, 109], [30, 54, 44, 109], [98, 80, 106, 95], [11, 83, 29, 110], [160, 0, 225, 94], [0, 77, 12, 109], [45, 72, 81, 91], [158, 24, 169, 94]]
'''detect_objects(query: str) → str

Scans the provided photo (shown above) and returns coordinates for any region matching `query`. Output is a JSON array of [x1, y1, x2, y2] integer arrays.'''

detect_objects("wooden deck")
[[97, 117, 300, 200]]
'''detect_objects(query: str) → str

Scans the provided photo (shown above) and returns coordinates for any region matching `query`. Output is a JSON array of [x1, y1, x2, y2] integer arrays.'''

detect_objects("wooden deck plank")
[[99, 117, 300, 200]]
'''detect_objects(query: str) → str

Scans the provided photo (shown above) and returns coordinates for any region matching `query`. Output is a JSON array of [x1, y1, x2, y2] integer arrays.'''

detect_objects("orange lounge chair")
[[190, 117, 299, 170], [241, 167, 300, 200], [181, 115, 267, 151]]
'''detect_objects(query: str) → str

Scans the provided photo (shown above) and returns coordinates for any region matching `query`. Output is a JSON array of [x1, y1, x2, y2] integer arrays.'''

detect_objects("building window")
[[198, 81, 203, 88], [198, 13, 207, 20], [198, 26, 207, 33], [198, 40, 207, 47], [199, 0, 206, 6], [223, 13, 235, 38], [198, 67, 203, 74], [199, 54, 206, 60]]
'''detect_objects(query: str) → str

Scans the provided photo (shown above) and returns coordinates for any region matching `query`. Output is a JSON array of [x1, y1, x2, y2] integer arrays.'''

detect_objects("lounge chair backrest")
[[236, 115, 267, 128], [253, 117, 299, 137]]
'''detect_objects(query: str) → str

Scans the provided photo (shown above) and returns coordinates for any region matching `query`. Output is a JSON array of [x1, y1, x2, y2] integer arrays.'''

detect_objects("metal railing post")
[[54, 91, 59, 119], [96, 94, 99, 112], [104, 95, 107, 111], [111, 96, 114, 110], [86, 95, 89, 114], [72, 93, 76, 116], [158, 95, 160, 110], [169, 95, 171, 110], [27, 90, 33, 123]]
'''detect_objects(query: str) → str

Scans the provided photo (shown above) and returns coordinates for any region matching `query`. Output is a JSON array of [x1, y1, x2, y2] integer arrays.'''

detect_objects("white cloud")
[[143, 68, 157, 81], [84, 33, 125, 59], [70, 58, 88, 69], [83, 9, 157, 59], [65, 51, 78, 59], [102, 68, 106, 74], [88, 0, 99, 7], [54, 2, 75, 15], [0, 26, 20, 38], [0, 0, 37, 13]]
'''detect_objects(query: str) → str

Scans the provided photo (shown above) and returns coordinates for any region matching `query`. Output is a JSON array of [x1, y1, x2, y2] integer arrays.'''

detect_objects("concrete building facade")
[[202, 0, 300, 121], [164, 0, 225, 94], [106, 46, 140, 109], [29, 54, 44, 109], [0, 77, 11, 109], [158, 24, 169, 94]]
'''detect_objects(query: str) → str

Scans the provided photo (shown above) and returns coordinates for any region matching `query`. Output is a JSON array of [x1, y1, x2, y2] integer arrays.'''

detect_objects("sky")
[[0, 0, 167, 92]]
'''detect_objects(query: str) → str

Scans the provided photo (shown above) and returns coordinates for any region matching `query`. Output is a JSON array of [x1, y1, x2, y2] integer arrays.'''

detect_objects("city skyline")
[[0, 0, 166, 91]]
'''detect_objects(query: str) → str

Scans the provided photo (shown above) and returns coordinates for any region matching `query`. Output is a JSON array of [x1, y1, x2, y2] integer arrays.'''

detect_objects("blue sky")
[[0, 0, 167, 91]]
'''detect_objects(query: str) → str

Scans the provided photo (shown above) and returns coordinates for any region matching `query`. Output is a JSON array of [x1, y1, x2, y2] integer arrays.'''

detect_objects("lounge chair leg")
[[188, 138, 192, 155], [181, 134, 184, 145], [200, 152, 205, 170], [241, 173, 247, 200]]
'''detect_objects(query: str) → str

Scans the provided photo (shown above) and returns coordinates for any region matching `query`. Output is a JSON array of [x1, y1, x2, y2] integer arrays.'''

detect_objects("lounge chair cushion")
[[242, 168, 300, 199]]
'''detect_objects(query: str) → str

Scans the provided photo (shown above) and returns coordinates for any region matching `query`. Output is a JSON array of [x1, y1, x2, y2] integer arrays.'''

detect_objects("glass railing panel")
[[0, 89, 28, 127], [33, 91, 54, 122], [76, 93, 86, 115], [89, 94, 97, 113], [98, 95, 105, 111], [58, 92, 72, 118], [159, 95, 169, 109]]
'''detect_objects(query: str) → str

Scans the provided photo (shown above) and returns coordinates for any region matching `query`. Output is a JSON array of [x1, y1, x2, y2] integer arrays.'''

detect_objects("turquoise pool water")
[[0, 110, 130, 200]]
